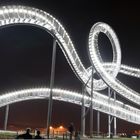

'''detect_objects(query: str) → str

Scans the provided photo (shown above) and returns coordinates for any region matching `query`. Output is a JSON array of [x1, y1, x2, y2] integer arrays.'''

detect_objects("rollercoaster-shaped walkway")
[[0, 5, 139, 125]]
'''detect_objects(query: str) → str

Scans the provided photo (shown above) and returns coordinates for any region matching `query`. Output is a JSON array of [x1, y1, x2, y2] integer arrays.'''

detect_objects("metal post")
[[81, 86, 86, 136], [81, 75, 92, 137], [47, 39, 57, 138], [97, 111, 100, 136], [108, 88, 111, 138], [90, 67, 94, 138], [114, 91, 117, 136], [4, 104, 9, 130], [114, 117, 116, 136], [108, 115, 111, 138]]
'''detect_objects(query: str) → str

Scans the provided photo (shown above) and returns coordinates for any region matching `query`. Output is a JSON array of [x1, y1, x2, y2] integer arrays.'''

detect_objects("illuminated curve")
[[0, 87, 140, 124], [0, 6, 140, 124]]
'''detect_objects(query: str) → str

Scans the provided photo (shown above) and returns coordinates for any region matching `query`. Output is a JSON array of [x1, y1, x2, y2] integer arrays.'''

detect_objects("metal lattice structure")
[[0, 5, 140, 125], [0, 88, 140, 124]]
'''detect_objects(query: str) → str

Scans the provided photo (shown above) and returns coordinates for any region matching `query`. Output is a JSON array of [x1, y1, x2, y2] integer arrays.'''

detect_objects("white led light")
[[14, 8, 18, 13], [9, 8, 14, 13]]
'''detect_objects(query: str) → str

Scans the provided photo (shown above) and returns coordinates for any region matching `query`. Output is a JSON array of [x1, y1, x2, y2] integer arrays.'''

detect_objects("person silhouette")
[[34, 130, 42, 139], [68, 122, 75, 140], [17, 128, 32, 139], [75, 131, 80, 140]]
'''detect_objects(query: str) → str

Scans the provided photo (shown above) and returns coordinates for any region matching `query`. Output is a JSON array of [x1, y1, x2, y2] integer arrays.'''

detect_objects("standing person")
[[34, 130, 42, 139], [68, 122, 75, 140], [16, 128, 32, 139], [75, 131, 80, 140]]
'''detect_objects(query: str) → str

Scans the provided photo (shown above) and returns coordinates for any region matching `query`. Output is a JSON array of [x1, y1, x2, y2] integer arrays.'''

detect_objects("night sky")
[[0, 0, 140, 134]]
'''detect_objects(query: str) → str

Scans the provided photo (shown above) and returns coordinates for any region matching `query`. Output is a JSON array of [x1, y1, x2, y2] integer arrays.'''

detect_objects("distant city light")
[[59, 126, 63, 129], [49, 126, 53, 130]]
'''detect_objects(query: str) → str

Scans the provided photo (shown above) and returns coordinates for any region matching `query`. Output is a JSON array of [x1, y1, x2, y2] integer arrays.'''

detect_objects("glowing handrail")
[[0, 87, 140, 124]]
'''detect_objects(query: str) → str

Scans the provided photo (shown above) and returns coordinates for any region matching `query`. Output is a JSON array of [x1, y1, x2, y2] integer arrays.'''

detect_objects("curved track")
[[0, 5, 140, 124], [0, 88, 140, 124]]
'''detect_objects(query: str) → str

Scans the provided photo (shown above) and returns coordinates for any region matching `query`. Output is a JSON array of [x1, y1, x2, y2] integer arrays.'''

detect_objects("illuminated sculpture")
[[0, 6, 140, 124]]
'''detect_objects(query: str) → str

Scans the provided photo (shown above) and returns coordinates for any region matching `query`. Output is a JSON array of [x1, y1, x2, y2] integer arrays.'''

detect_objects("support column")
[[114, 91, 117, 136], [97, 111, 100, 136], [90, 67, 94, 138], [114, 117, 117, 136], [108, 114, 111, 138], [108, 88, 111, 138], [4, 105, 9, 130], [81, 75, 91, 137], [81, 86, 85, 137], [47, 39, 57, 138]]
